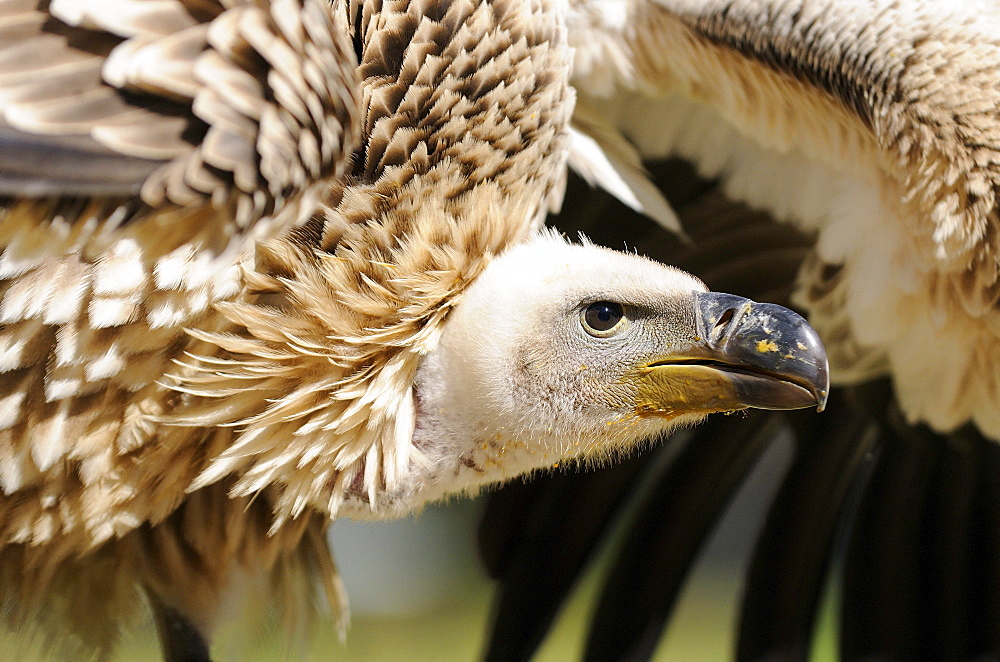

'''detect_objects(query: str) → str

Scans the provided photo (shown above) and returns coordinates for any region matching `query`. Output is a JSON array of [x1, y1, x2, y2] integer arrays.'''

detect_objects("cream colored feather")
[[0, 0, 574, 655], [3, 0, 937, 658], [0, 0, 361, 546], [163, 0, 573, 524], [567, 0, 1000, 439], [0, 0, 362, 655]]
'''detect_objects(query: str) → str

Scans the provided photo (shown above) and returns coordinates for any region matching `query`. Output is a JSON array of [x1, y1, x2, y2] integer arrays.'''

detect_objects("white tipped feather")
[[0, 393, 25, 430], [91, 240, 147, 296], [30, 404, 70, 473], [0, 447, 29, 495], [567, 108, 685, 237], [389, 388, 415, 487]]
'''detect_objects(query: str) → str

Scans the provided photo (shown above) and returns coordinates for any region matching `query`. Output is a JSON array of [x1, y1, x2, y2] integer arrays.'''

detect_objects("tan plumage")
[[567, 0, 1000, 438], [480, 2, 1000, 659], [169, 0, 575, 526], [0, 0, 877, 658], [0, 0, 361, 540], [0, 0, 362, 655], [0, 0, 580, 656]]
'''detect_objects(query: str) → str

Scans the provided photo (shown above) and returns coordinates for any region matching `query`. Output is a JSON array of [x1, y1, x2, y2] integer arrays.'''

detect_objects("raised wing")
[[482, 1, 1000, 659], [569, 0, 1000, 436], [0, 0, 360, 551]]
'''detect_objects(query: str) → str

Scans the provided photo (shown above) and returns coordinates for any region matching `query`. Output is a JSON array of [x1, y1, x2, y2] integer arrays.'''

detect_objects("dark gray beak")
[[630, 291, 829, 419], [690, 291, 830, 411]]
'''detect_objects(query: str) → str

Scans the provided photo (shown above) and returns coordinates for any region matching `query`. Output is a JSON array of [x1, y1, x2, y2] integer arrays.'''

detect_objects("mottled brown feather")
[[0, 0, 361, 654], [0, 0, 573, 655]]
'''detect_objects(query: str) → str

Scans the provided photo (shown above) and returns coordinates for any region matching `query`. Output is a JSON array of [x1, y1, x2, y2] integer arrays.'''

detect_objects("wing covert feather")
[[568, 0, 1000, 440], [0, 0, 361, 556]]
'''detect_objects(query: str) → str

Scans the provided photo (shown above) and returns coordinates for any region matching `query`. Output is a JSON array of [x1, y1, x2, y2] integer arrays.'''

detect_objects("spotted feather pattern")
[[0, 0, 572, 655], [0, 0, 361, 653]]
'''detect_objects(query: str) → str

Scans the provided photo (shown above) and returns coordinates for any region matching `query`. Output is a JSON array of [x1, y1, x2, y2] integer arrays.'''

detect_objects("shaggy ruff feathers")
[[166, 0, 572, 523], [0, 0, 572, 654]]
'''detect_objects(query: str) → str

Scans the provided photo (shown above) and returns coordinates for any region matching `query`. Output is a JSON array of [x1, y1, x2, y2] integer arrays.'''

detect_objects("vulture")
[[0, 0, 833, 660], [481, 0, 1000, 661]]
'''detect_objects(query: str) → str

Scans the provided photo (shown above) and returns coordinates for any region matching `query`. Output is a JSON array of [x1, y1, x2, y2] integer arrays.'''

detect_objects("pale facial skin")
[[338, 234, 828, 518]]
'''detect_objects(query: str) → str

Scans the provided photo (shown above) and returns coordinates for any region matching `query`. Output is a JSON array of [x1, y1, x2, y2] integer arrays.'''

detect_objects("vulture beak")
[[634, 292, 829, 417]]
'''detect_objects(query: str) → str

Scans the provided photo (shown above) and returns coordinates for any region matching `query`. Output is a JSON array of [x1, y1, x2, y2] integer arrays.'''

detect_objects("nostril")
[[714, 308, 735, 330], [694, 293, 752, 346], [710, 307, 737, 344]]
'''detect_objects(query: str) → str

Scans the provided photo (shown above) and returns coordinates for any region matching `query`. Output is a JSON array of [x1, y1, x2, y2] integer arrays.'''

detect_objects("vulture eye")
[[582, 301, 625, 336]]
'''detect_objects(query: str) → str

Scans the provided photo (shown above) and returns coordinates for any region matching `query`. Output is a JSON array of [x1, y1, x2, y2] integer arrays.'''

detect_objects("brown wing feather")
[[0, 3, 175, 196], [0, 0, 361, 558], [0, 125, 160, 196]]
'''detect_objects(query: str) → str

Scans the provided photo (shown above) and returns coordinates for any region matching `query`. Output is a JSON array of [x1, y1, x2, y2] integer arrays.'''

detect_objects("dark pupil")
[[585, 301, 623, 331]]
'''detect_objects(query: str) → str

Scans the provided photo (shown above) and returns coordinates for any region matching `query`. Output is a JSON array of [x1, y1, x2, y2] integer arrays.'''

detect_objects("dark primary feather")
[[149, 594, 212, 662], [479, 161, 1000, 660], [840, 408, 999, 660], [584, 411, 778, 662], [481, 453, 649, 662], [0, 124, 160, 197], [736, 387, 876, 661], [0, 1, 195, 199]]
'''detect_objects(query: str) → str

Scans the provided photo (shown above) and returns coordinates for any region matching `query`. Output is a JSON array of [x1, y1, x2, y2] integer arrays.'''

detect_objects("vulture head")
[[350, 232, 829, 516]]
